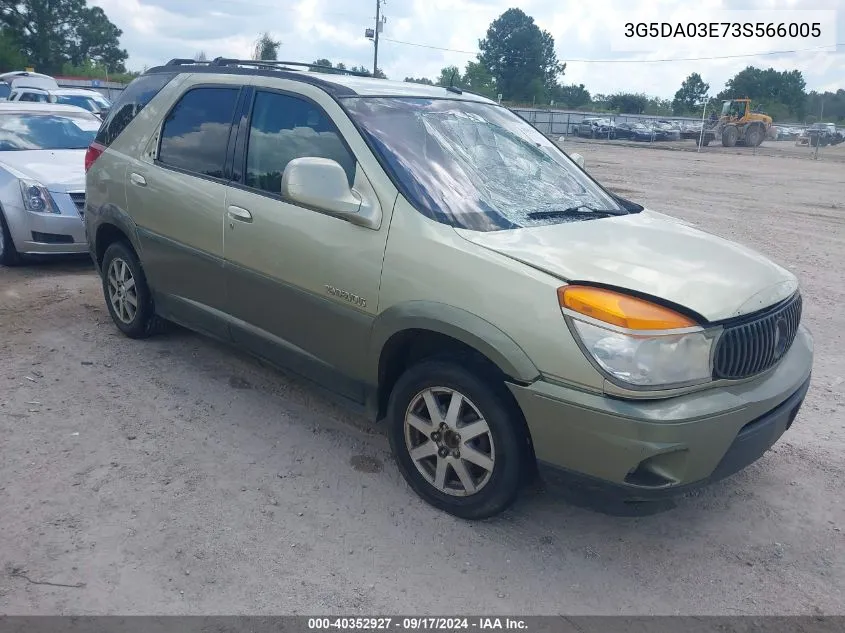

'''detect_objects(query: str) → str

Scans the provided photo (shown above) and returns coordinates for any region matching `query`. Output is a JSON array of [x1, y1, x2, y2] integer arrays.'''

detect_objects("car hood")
[[0, 149, 86, 191], [455, 209, 798, 322]]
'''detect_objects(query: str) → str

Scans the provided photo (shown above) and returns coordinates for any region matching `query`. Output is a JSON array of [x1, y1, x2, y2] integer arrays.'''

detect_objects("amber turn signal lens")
[[558, 285, 697, 330]]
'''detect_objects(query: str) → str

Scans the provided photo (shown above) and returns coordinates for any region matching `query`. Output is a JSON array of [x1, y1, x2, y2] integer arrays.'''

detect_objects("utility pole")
[[373, 0, 382, 77]]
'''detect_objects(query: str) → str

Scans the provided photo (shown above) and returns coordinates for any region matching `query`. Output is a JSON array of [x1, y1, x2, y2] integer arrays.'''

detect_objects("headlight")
[[19, 179, 59, 213], [558, 285, 721, 389]]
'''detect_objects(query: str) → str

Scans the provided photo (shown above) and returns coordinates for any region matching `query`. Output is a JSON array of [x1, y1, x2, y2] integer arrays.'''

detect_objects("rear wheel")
[[387, 360, 525, 519], [0, 209, 21, 266], [745, 124, 763, 147], [722, 125, 738, 147], [101, 241, 164, 339]]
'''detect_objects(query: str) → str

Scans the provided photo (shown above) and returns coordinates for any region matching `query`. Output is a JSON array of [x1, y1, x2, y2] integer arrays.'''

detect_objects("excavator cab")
[[721, 99, 748, 121]]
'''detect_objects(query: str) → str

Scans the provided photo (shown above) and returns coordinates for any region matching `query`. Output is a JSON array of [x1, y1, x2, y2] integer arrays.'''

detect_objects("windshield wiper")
[[526, 205, 626, 220]]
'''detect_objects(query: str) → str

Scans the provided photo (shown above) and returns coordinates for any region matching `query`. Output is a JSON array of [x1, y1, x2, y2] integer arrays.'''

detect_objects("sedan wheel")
[[0, 210, 21, 266]]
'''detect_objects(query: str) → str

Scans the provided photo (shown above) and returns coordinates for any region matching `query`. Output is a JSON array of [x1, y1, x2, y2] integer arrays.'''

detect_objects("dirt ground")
[[1, 142, 843, 616]]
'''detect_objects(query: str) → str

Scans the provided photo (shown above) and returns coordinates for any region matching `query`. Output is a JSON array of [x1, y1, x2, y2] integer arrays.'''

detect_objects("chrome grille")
[[69, 191, 85, 216], [713, 293, 802, 380]]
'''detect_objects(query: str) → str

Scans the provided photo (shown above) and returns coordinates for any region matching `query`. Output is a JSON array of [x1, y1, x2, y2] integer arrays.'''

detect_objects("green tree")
[[436, 65, 461, 87], [645, 97, 673, 116], [194, 51, 207, 62], [69, 5, 126, 71], [478, 8, 564, 102], [310, 58, 346, 73], [252, 32, 280, 61], [404, 76, 434, 85], [550, 83, 591, 108], [0, 0, 127, 74], [672, 72, 709, 115], [717, 66, 806, 119], [607, 92, 648, 114], [0, 28, 26, 69], [806, 89, 845, 123], [348, 64, 386, 78], [462, 60, 496, 98]]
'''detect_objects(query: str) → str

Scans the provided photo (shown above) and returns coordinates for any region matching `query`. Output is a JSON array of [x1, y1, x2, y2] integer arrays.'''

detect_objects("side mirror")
[[570, 152, 586, 169], [282, 157, 379, 227]]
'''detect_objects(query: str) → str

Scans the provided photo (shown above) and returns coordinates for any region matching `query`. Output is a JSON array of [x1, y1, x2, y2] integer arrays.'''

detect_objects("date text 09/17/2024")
[[307, 617, 529, 630]]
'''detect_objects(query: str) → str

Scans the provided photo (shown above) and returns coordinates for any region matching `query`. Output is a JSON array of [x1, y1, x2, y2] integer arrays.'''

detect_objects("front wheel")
[[387, 360, 526, 519], [722, 125, 738, 147], [0, 209, 21, 266]]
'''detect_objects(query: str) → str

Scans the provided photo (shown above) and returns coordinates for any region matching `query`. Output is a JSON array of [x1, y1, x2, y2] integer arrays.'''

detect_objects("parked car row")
[[798, 123, 845, 147], [575, 118, 686, 142], [0, 70, 112, 119]]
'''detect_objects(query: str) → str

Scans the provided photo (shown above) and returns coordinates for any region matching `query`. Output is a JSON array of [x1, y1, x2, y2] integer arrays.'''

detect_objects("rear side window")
[[95, 72, 175, 147], [20, 92, 48, 102], [158, 86, 240, 179]]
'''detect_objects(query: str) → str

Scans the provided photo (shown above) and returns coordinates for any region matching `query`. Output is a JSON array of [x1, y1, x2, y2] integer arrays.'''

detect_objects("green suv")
[[84, 59, 813, 519]]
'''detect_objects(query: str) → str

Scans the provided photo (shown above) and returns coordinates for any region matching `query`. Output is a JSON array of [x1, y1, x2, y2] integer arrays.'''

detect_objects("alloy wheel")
[[404, 387, 495, 497], [107, 257, 138, 324]]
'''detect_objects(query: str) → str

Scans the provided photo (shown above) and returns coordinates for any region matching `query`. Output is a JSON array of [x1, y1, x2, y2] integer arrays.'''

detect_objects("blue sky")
[[92, 0, 844, 98]]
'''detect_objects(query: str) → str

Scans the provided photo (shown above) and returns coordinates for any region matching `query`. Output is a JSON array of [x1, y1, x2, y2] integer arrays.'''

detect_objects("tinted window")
[[55, 95, 98, 111], [20, 92, 48, 102], [158, 86, 239, 179], [95, 72, 176, 147], [0, 113, 100, 151], [0, 83, 9, 99], [245, 91, 355, 195]]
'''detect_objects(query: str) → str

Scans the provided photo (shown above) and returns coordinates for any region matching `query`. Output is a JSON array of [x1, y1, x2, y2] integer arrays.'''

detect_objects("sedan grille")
[[713, 293, 802, 380], [69, 191, 85, 216]]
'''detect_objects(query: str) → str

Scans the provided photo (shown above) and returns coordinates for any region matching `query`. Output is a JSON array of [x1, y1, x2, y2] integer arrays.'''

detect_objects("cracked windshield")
[[344, 97, 623, 231]]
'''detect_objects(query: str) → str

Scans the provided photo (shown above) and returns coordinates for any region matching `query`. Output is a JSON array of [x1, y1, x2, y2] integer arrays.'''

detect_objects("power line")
[[380, 38, 841, 63]]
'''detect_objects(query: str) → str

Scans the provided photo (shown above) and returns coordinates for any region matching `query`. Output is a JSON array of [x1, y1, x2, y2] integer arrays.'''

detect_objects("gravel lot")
[[1, 142, 843, 616]]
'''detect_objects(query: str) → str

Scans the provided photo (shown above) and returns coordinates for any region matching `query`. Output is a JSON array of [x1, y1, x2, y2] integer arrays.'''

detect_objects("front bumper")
[[507, 325, 814, 499], [5, 197, 87, 256]]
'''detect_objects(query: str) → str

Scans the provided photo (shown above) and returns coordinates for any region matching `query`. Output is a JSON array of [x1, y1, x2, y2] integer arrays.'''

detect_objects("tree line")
[[0, 0, 130, 79]]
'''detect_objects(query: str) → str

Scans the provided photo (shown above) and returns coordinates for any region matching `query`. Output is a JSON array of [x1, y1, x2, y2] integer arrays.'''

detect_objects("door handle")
[[227, 205, 253, 223], [129, 172, 146, 187]]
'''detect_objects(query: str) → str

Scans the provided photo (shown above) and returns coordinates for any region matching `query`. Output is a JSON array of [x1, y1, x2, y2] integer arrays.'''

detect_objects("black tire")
[[745, 124, 764, 147], [101, 240, 164, 339], [0, 208, 21, 266], [387, 359, 526, 520], [722, 125, 738, 147]]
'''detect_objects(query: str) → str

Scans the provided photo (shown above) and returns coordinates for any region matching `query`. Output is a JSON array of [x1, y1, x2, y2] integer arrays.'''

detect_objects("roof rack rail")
[[164, 58, 212, 66], [162, 57, 374, 78]]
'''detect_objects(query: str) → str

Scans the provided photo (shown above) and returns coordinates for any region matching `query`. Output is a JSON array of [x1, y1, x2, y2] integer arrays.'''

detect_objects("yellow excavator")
[[699, 98, 773, 147]]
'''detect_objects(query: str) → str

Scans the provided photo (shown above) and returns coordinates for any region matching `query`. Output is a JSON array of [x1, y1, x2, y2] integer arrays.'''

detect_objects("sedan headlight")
[[19, 179, 59, 213], [558, 285, 721, 389]]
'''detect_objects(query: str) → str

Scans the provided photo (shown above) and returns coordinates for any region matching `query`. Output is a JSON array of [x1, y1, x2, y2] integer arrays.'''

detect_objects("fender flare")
[[90, 203, 143, 265], [367, 301, 540, 385]]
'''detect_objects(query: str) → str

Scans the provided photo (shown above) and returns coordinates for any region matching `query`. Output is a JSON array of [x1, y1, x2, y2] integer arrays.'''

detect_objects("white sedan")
[[0, 102, 100, 265]]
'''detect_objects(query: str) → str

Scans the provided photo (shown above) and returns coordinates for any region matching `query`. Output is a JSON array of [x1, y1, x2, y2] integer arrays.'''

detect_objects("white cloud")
[[91, 0, 844, 96]]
